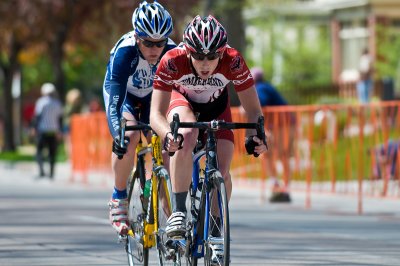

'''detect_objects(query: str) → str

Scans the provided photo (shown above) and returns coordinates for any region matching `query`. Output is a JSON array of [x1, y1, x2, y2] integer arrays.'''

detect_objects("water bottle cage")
[[191, 181, 203, 219], [140, 194, 147, 213]]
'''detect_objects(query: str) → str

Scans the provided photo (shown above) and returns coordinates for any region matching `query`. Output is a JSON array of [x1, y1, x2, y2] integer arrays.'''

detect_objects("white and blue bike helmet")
[[132, 1, 173, 39]]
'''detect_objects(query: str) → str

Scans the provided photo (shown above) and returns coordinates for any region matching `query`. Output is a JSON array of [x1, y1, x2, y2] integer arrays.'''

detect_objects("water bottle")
[[143, 179, 151, 199], [142, 179, 151, 210]]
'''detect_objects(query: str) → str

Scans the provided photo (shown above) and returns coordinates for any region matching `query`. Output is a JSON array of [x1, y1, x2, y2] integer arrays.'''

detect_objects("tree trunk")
[[49, 1, 74, 103], [216, 0, 245, 54], [1, 36, 21, 151], [49, 27, 67, 103], [2, 67, 15, 151], [50, 41, 66, 103], [209, 0, 245, 107]]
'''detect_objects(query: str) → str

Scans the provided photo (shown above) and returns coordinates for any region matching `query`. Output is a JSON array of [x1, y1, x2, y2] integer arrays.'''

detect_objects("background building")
[[245, 0, 400, 102]]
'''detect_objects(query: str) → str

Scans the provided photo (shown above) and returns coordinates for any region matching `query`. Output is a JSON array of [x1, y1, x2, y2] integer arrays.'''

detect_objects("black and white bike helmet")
[[183, 15, 228, 55], [132, 1, 173, 39]]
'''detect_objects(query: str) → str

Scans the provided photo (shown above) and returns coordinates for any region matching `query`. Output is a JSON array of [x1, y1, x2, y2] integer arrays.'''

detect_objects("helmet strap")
[[188, 56, 200, 77]]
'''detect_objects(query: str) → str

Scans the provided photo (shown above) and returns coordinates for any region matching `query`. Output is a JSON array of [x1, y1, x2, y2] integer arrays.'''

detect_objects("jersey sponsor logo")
[[180, 76, 224, 87], [131, 69, 154, 89], [109, 95, 120, 132], [166, 58, 178, 74], [159, 71, 172, 78], [230, 55, 244, 73], [235, 69, 250, 78], [171, 73, 230, 103], [232, 75, 252, 86]]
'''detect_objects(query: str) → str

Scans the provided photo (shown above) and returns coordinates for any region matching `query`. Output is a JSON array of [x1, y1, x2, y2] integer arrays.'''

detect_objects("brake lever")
[[257, 116, 268, 150], [168, 113, 180, 156]]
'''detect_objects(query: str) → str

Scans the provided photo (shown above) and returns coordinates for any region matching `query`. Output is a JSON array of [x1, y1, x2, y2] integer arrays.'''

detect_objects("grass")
[[0, 151, 35, 161], [296, 127, 400, 182], [0, 143, 67, 162]]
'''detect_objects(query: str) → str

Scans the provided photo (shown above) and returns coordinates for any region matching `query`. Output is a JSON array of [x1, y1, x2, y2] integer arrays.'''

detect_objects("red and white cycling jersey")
[[153, 45, 254, 104]]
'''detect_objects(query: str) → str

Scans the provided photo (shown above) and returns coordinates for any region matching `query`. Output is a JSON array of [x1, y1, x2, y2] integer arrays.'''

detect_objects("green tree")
[[0, 0, 201, 151], [244, 1, 332, 104], [0, 0, 43, 151], [205, 0, 246, 54], [375, 23, 400, 91]]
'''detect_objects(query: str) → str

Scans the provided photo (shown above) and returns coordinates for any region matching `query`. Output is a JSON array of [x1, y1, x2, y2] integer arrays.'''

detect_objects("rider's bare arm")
[[150, 89, 170, 137], [150, 89, 181, 153], [237, 85, 263, 133], [238, 85, 267, 155]]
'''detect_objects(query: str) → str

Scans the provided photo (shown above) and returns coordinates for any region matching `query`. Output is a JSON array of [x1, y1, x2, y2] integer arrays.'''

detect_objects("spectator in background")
[[357, 48, 373, 103], [32, 83, 63, 179], [372, 139, 399, 181], [250, 67, 291, 202], [63, 88, 83, 158], [250, 67, 288, 106]]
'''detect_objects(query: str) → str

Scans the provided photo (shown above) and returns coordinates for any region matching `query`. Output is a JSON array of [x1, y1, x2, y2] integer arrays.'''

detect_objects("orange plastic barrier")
[[70, 112, 112, 184], [230, 102, 400, 212], [70, 102, 400, 212]]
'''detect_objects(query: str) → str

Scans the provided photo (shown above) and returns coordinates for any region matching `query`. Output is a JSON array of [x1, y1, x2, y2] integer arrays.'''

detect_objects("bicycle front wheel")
[[156, 167, 183, 265], [204, 171, 230, 266], [126, 166, 149, 266]]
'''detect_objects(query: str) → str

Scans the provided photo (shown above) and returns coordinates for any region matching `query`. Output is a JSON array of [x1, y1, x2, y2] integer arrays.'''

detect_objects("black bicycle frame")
[[169, 113, 266, 260]]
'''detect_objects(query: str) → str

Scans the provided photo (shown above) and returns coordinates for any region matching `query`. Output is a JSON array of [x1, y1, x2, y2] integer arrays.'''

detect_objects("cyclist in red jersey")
[[150, 15, 267, 240]]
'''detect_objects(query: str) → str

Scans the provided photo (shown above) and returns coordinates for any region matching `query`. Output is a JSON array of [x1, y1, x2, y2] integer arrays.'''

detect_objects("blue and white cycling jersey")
[[103, 31, 175, 138]]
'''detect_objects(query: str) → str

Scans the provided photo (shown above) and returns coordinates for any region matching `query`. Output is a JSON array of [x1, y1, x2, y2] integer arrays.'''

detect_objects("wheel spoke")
[[126, 173, 149, 265]]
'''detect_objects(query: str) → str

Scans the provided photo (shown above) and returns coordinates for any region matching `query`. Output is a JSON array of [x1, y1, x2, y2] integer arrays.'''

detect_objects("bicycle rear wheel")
[[156, 167, 183, 265], [204, 171, 230, 266], [126, 164, 149, 266]]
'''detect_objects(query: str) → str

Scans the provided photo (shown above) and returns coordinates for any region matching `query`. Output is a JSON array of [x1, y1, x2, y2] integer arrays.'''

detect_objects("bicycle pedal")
[[166, 229, 186, 240], [118, 234, 128, 243], [168, 235, 185, 241]]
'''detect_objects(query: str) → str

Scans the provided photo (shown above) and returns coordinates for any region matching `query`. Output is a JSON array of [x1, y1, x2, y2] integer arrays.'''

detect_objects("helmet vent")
[[160, 22, 167, 35], [132, 1, 173, 39]]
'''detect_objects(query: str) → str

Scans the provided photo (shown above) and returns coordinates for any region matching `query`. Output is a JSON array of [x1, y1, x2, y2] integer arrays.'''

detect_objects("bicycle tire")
[[204, 171, 230, 266], [155, 167, 182, 265], [126, 159, 150, 266], [188, 179, 206, 266], [189, 190, 199, 266]]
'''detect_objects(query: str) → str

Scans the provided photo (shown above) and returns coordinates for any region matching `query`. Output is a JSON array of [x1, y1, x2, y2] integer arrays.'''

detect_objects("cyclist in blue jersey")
[[103, 1, 175, 235]]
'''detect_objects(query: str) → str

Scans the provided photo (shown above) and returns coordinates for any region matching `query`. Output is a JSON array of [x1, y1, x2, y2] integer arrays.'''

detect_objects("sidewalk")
[[0, 160, 114, 188]]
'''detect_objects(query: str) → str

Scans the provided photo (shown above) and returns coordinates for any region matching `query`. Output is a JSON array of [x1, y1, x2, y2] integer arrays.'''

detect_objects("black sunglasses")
[[191, 52, 220, 61], [138, 37, 167, 48]]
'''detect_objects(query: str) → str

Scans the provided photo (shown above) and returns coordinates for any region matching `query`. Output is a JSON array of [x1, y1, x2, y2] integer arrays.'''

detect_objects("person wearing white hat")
[[32, 82, 63, 179], [40, 83, 56, 96]]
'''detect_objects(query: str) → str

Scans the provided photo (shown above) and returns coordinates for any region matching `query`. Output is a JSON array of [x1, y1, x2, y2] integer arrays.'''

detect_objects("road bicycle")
[[118, 118, 181, 265], [168, 114, 266, 266]]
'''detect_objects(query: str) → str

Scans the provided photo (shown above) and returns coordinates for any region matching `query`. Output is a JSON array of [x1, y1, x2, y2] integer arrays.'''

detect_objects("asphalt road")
[[1, 163, 400, 266]]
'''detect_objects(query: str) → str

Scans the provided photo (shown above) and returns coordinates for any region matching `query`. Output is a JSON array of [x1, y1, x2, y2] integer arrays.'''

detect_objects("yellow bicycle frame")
[[130, 133, 172, 249]]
